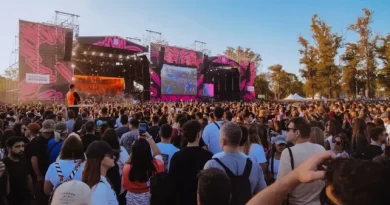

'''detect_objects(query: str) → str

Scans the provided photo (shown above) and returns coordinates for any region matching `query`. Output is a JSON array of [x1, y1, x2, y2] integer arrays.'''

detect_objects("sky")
[[0, 0, 389, 75]]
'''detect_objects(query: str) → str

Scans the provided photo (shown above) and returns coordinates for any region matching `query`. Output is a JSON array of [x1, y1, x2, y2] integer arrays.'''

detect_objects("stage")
[[18, 19, 256, 102]]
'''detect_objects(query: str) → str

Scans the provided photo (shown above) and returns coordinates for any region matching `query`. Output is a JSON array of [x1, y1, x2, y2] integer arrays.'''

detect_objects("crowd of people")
[[0, 100, 390, 205]]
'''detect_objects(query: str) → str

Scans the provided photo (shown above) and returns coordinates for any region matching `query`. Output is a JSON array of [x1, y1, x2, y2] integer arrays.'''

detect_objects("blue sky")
[[0, 0, 389, 75]]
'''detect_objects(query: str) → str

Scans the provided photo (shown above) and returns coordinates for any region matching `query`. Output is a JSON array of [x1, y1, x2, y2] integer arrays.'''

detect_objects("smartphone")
[[139, 123, 147, 134]]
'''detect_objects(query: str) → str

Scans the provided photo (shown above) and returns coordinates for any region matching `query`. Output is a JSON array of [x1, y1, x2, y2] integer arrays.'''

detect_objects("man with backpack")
[[203, 121, 267, 205]]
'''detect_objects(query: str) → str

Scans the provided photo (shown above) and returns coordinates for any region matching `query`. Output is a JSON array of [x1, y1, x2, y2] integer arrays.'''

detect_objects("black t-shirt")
[[3, 157, 30, 203], [95, 117, 115, 133], [169, 146, 213, 205], [27, 136, 50, 179], [82, 134, 100, 152], [362, 144, 383, 160], [0, 167, 7, 199], [149, 125, 160, 142]]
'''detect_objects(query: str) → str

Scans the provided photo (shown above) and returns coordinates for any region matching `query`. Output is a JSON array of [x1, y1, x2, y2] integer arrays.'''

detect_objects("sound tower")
[[142, 58, 151, 101], [64, 31, 73, 61], [157, 47, 165, 97]]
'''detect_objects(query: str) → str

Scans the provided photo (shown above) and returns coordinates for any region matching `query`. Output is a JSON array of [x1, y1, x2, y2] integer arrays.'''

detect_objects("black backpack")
[[213, 158, 252, 205]]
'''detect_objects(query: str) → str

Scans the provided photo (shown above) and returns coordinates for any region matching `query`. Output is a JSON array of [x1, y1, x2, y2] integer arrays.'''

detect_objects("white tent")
[[283, 94, 307, 101]]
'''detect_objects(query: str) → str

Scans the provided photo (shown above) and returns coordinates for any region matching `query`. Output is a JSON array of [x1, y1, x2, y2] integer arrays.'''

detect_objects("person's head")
[[130, 119, 139, 130], [369, 126, 386, 144], [152, 115, 159, 124], [85, 121, 95, 133], [59, 134, 85, 160], [325, 119, 342, 137], [197, 168, 231, 205], [51, 180, 91, 205], [67, 110, 75, 120], [248, 123, 261, 145], [120, 115, 129, 126], [286, 117, 311, 143], [101, 128, 120, 155], [83, 141, 119, 188], [214, 107, 224, 120], [325, 159, 390, 205], [352, 118, 366, 140], [69, 84, 75, 91], [219, 121, 242, 150], [101, 107, 108, 116], [310, 127, 325, 147], [40, 119, 55, 139], [6, 136, 26, 159], [223, 111, 233, 122], [195, 112, 203, 120], [272, 135, 287, 153], [55, 122, 68, 138], [159, 124, 173, 140], [333, 133, 349, 152], [182, 120, 202, 144], [128, 138, 156, 182]]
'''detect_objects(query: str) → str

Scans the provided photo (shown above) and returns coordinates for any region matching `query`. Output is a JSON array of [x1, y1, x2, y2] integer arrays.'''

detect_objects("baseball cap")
[[85, 141, 120, 159], [55, 122, 68, 135], [51, 180, 91, 205], [40, 120, 56, 133], [273, 136, 287, 145]]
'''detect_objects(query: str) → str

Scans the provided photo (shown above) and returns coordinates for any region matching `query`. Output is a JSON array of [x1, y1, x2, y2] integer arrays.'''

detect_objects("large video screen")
[[161, 64, 197, 95], [203, 83, 214, 97]]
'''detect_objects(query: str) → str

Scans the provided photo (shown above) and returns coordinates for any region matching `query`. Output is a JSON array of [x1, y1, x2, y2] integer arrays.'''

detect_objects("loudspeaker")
[[64, 31, 73, 61], [142, 64, 151, 101]]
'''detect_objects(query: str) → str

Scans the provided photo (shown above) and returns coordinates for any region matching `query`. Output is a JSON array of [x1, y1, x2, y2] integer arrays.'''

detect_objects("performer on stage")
[[66, 84, 81, 117]]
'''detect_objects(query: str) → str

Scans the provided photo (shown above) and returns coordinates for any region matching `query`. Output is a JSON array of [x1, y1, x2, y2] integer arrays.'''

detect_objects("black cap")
[[85, 121, 95, 132], [85, 141, 120, 159]]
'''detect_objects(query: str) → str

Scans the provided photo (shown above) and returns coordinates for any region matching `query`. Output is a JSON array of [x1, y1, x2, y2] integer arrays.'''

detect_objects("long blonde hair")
[[310, 127, 325, 147]]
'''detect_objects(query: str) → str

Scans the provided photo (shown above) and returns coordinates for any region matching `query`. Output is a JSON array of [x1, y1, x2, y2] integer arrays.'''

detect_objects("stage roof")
[[208, 55, 239, 67], [77, 36, 148, 53]]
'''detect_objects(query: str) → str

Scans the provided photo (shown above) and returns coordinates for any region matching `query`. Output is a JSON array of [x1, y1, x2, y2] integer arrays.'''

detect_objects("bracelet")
[[147, 137, 153, 141]]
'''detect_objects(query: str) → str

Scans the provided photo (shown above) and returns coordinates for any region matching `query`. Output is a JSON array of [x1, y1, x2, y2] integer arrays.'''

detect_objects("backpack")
[[48, 160, 83, 204], [213, 158, 252, 205]]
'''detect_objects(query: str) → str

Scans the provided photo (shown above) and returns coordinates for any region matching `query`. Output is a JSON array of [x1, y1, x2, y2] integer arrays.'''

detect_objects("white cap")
[[51, 180, 91, 205]]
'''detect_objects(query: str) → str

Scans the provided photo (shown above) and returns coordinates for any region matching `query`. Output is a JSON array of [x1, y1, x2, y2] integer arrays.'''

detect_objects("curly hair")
[[325, 159, 390, 205]]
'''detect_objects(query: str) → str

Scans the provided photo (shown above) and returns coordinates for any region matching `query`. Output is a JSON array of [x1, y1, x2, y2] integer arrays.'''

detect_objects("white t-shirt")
[[45, 159, 85, 188], [277, 142, 325, 205], [267, 158, 280, 180], [91, 176, 118, 205], [117, 146, 129, 175], [156, 142, 179, 172], [248, 143, 267, 164]]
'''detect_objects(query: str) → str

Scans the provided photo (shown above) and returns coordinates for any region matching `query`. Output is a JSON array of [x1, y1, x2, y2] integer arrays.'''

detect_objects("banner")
[[25, 73, 50, 84]]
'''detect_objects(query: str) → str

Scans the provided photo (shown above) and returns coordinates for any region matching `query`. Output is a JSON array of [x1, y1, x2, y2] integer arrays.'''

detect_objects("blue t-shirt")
[[156, 143, 179, 172], [47, 139, 64, 164]]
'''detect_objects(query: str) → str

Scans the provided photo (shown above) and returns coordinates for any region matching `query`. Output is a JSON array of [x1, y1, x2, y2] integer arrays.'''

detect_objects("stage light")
[[92, 52, 96, 55], [83, 51, 87, 55], [71, 64, 75, 68], [71, 77, 75, 81], [150, 82, 153, 84], [119, 55, 123, 59], [72, 52, 76, 56], [109, 54, 113, 58], [126, 56, 130, 59], [133, 56, 137, 60], [100, 53, 104, 56]]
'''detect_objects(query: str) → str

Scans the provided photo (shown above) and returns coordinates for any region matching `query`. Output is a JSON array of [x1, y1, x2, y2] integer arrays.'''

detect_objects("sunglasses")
[[332, 139, 342, 145]]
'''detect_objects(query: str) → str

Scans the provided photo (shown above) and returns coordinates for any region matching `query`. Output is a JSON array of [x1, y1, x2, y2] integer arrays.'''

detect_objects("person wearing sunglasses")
[[82, 141, 120, 205], [332, 133, 350, 159]]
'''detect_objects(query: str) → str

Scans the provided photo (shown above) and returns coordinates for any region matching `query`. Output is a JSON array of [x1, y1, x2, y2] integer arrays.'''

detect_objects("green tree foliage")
[[268, 64, 304, 99], [298, 36, 318, 98], [310, 14, 342, 98], [341, 43, 360, 98], [298, 14, 342, 98], [376, 34, 390, 94], [348, 8, 377, 97], [254, 73, 274, 99], [224, 46, 262, 72]]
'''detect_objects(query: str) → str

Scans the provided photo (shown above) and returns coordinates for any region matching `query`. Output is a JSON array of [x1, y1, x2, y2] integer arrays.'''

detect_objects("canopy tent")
[[283, 93, 307, 101]]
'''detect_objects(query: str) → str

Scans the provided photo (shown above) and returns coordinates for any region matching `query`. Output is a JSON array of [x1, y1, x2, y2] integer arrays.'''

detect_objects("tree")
[[298, 36, 318, 98], [268, 64, 304, 99], [224, 46, 262, 72], [375, 33, 390, 94], [3, 65, 19, 81], [310, 14, 342, 98], [341, 43, 360, 98], [254, 73, 274, 99], [348, 8, 377, 97]]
